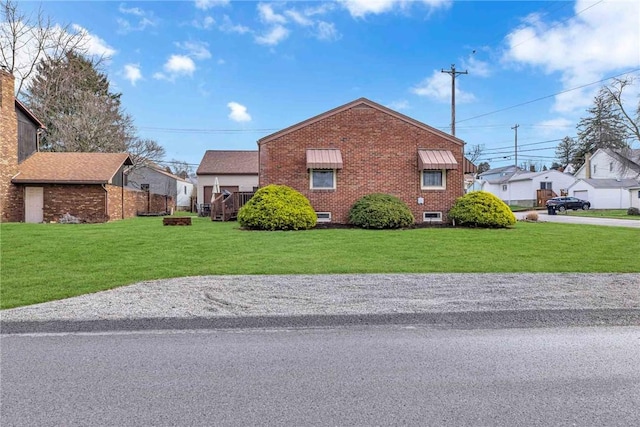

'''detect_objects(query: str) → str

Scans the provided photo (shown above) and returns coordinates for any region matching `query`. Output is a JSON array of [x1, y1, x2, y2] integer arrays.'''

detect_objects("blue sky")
[[14, 0, 640, 170]]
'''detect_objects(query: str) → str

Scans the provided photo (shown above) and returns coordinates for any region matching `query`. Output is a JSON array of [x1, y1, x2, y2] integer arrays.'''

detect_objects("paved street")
[[522, 211, 640, 228], [2, 325, 639, 426]]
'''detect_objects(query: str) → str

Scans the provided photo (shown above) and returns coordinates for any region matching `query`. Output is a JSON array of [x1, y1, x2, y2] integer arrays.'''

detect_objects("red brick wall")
[[0, 70, 21, 222], [37, 184, 108, 223], [259, 104, 465, 224]]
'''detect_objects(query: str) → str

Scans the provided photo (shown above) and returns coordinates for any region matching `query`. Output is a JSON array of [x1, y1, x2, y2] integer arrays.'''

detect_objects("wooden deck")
[[211, 191, 254, 221]]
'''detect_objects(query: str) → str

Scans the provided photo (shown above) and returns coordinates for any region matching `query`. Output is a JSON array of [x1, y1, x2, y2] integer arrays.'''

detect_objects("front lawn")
[[1, 217, 639, 309], [565, 209, 640, 220]]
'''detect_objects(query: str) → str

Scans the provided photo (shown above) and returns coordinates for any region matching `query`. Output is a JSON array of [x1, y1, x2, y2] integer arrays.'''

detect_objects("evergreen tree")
[[554, 136, 578, 167], [573, 87, 630, 168]]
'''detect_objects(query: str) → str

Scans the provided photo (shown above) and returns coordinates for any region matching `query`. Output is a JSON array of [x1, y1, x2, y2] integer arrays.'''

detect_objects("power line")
[[456, 68, 640, 124]]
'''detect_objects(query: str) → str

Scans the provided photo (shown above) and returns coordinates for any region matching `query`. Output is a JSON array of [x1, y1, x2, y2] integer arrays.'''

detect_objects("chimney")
[[0, 68, 20, 222], [585, 152, 591, 179]]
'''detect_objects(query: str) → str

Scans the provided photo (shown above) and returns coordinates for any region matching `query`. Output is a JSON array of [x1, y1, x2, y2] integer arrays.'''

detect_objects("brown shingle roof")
[[196, 150, 258, 175], [12, 152, 133, 184]]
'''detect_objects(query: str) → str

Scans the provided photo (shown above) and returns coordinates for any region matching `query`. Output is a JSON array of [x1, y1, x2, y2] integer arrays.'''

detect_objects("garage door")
[[25, 186, 44, 223], [573, 190, 588, 201]]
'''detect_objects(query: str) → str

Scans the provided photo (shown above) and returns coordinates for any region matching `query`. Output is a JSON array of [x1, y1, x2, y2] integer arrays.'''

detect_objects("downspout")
[[102, 184, 109, 221]]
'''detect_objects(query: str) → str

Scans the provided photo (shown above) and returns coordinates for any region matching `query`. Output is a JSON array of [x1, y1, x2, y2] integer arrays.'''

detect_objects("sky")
[[10, 0, 640, 171]]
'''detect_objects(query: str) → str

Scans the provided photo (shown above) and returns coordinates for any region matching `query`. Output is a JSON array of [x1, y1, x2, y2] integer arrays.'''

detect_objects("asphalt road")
[[2, 325, 639, 426]]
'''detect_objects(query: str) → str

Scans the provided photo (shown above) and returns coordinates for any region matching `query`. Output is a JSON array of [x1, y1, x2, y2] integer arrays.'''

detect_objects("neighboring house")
[[258, 97, 472, 224], [195, 150, 258, 211], [569, 148, 640, 209], [473, 166, 576, 207], [11, 152, 134, 223], [1, 68, 168, 223], [126, 165, 194, 211]]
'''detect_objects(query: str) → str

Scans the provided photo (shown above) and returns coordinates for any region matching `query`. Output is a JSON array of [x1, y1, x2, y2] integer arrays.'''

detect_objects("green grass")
[[564, 209, 640, 220], [1, 217, 639, 309]]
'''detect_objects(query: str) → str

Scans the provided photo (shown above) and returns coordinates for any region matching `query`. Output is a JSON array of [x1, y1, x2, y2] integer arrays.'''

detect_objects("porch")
[[207, 191, 255, 221]]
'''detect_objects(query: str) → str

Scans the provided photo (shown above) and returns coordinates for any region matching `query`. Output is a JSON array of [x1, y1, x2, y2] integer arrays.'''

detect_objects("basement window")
[[316, 212, 332, 223], [423, 212, 443, 223]]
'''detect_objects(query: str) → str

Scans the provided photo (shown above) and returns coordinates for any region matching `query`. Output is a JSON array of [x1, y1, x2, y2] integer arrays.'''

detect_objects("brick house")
[[258, 98, 471, 224], [1, 68, 169, 223]]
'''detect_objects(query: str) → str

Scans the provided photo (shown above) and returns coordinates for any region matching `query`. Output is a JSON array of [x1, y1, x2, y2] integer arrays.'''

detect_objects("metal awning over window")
[[418, 150, 458, 170], [306, 149, 343, 169]]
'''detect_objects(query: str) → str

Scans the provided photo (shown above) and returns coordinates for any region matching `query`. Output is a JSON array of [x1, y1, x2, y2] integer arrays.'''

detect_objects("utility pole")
[[511, 124, 519, 169], [441, 64, 468, 136]]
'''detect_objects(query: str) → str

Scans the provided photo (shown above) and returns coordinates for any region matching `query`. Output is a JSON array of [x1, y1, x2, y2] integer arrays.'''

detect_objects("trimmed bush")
[[448, 191, 516, 228], [628, 207, 640, 216], [348, 193, 415, 229], [237, 184, 316, 230]]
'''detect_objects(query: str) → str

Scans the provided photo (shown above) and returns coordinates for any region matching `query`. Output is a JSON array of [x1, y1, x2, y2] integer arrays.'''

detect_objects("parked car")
[[545, 196, 591, 212]]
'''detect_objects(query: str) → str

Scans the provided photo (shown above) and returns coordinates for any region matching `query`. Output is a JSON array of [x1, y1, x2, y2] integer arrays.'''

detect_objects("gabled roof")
[[196, 150, 258, 175], [15, 98, 45, 129], [576, 178, 640, 189], [12, 152, 132, 184], [133, 164, 192, 183], [258, 97, 464, 146], [478, 165, 519, 177], [604, 148, 640, 174], [508, 169, 566, 182]]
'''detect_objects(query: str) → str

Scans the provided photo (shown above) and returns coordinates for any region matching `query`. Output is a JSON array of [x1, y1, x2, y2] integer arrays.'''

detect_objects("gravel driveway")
[[2, 273, 639, 323]]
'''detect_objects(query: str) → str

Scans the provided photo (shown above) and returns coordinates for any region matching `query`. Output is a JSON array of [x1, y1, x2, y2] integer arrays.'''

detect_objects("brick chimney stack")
[[0, 68, 21, 222]]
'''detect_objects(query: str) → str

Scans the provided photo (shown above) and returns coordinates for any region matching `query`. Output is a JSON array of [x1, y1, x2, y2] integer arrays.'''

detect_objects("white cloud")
[[411, 70, 476, 103], [116, 4, 158, 33], [154, 55, 196, 80], [534, 118, 575, 136], [71, 24, 116, 57], [258, 3, 287, 24], [387, 99, 410, 111], [285, 10, 313, 26], [315, 21, 340, 41], [462, 55, 491, 78], [255, 25, 289, 46], [341, 0, 452, 18], [503, 0, 640, 114], [123, 64, 142, 86], [227, 102, 252, 122], [219, 15, 251, 34], [192, 15, 216, 30], [194, 0, 230, 10], [175, 41, 211, 60]]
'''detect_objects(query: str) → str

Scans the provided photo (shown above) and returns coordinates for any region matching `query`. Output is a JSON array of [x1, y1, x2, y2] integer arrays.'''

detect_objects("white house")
[[126, 165, 195, 211], [570, 148, 640, 209], [195, 150, 259, 211], [473, 166, 576, 207]]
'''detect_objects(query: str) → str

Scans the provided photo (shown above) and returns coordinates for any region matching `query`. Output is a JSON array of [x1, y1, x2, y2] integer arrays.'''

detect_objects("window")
[[310, 169, 336, 190], [184, 186, 187, 194], [421, 170, 445, 189], [610, 162, 614, 172], [502, 184, 508, 191], [423, 212, 442, 222], [316, 212, 331, 222], [637, 191, 640, 199], [540, 182, 552, 190], [593, 164, 597, 175]]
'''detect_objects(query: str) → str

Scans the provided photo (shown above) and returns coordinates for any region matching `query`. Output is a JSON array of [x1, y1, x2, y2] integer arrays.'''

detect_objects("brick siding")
[[259, 104, 464, 224], [0, 70, 21, 222]]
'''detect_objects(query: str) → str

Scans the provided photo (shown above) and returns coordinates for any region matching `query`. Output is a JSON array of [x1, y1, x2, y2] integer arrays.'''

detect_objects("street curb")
[[2, 309, 639, 334]]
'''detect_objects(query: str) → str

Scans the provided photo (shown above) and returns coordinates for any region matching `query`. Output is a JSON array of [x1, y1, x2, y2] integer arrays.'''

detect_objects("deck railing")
[[211, 191, 255, 221]]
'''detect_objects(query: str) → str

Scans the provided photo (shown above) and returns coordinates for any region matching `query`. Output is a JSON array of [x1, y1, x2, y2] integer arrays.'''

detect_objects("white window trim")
[[421, 169, 446, 190], [310, 169, 336, 190], [316, 212, 332, 223], [423, 212, 443, 222]]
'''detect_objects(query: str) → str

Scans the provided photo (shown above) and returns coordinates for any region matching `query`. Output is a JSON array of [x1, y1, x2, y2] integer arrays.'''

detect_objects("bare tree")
[[127, 138, 166, 167], [602, 77, 640, 146], [465, 144, 484, 163], [0, 0, 90, 96]]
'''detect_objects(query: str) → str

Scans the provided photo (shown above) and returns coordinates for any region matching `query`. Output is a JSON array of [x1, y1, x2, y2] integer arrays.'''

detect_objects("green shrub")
[[628, 207, 640, 216], [448, 191, 516, 228], [237, 184, 316, 230], [348, 193, 415, 229]]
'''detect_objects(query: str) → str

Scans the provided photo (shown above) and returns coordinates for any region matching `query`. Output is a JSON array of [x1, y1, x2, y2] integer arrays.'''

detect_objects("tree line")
[[0, 0, 190, 176]]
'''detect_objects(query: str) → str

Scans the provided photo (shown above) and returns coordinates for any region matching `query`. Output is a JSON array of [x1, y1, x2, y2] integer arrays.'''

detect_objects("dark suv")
[[545, 196, 590, 212]]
